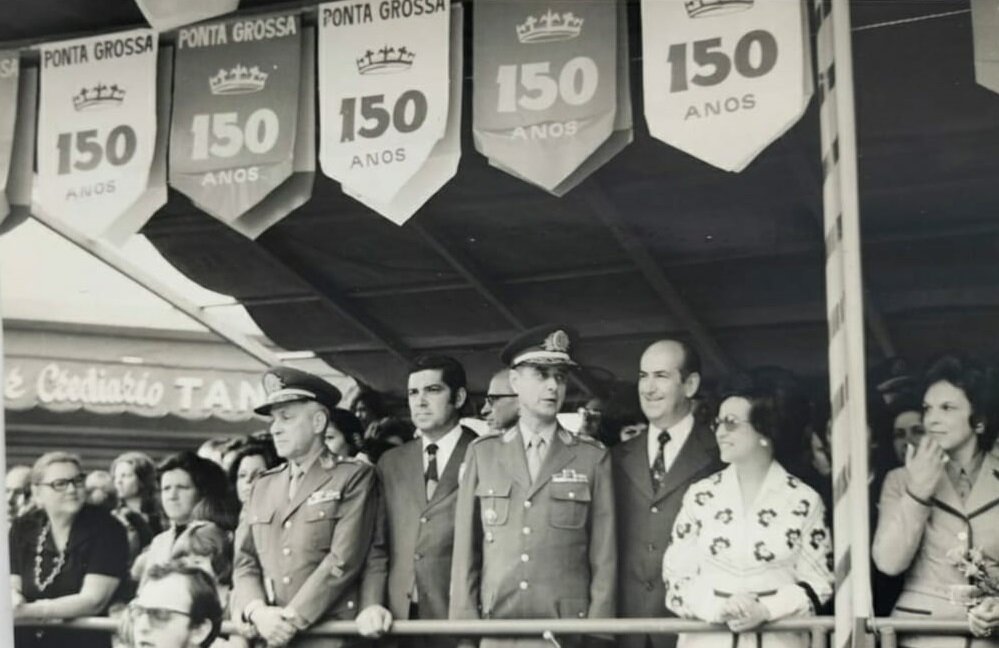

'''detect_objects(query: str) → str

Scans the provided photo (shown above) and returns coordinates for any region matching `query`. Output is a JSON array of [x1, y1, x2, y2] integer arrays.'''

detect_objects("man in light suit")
[[357, 355, 478, 646], [450, 324, 616, 648], [612, 339, 722, 648], [232, 367, 378, 648]]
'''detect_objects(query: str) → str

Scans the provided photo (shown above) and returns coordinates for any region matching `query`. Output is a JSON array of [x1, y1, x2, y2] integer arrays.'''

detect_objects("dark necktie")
[[650, 430, 671, 491], [425, 443, 439, 500]]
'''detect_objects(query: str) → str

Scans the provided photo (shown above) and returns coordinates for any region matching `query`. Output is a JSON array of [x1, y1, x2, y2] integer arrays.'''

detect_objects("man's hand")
[[356, 604, 393, 638], [969, 597, 999, 638], [249, 606, 298, 647], [726, 600, 769, 633]]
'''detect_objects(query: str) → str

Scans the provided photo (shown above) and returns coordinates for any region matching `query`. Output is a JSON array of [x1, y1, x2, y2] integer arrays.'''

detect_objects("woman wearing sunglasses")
[[120, 562, 223, 648], [9, 451, 130, 648], [873, 354, 999, 647], [662, 371, 833, 648]]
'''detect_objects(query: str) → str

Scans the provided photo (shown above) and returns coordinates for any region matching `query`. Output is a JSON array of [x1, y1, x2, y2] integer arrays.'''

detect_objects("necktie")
[[288, 465, 301, 501], [650, 430, 671, 492], [425, 443, 439, 501], [527, 436, 547, 483]]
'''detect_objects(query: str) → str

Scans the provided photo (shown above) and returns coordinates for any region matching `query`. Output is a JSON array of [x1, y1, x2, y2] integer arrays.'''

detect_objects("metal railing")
[[869, 618, 977, 648]]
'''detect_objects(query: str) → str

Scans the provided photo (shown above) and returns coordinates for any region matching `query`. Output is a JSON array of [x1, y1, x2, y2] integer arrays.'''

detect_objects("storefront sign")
[[133, 0, 239, 33], [171, 14, 312, 238], [34, 29, 159, 238], [972, 0, 999, 95], [3, 358, 267, 422], [0, 51, 18, 220], [474, 0, 619, 193], [343, 4, 462, 224], [642, 0, 811, 172], [318, 0, 450, 207]]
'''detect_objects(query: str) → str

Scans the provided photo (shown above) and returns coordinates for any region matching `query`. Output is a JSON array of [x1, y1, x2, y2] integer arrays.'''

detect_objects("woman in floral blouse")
[[662, 371, 834, 648]]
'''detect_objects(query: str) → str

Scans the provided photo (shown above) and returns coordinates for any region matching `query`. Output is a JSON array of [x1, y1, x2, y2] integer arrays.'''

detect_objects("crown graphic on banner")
[[356, 45, 416, 74], [209, 65, 269, 95], [72, 83, 126, 111], [516, 9, 583, 43], [684, 0, 754, 18]]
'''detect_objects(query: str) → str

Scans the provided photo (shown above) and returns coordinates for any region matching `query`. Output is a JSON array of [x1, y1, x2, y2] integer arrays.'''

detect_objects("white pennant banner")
[[133, 0, 239, 33], [0, 51, 19, 220], [318, 0, 450, 202], [642, 0, 810, 172], [34, 29, 159, 238], [0, 66, 37, 236]]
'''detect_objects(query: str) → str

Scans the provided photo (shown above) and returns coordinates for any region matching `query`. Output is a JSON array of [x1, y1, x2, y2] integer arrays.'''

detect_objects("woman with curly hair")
[[111, 452, 163, 536]]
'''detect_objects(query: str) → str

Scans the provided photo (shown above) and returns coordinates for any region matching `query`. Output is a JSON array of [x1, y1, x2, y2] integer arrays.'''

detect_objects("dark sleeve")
[[9, 516, 29, 577], [83, 510, 129, 579]]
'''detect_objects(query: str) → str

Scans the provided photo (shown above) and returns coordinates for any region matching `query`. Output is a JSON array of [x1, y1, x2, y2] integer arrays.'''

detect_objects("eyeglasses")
[[127, 602, 191, 625], [37, 476, 85, 492], [712, 416, 750, 432], [485, 394, 517, 406]]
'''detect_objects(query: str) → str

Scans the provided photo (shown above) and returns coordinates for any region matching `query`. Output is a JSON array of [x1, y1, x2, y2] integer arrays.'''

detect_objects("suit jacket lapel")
[[500, 427, 532, 491], [527, 428, 576, 500], [428, 427, 476, 507], [620, 430, 655, 501], [281, 453, 335, 523], [657, 421, 717, 503], [932, 466, 965, 518], [403, 440, 428, 508], [964, 453, 999, 516]]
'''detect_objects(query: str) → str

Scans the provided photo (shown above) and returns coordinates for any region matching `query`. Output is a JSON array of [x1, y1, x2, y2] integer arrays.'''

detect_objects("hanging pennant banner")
[[972, 0, 999, 95], [642, 0, 809, 172], [171, 13, 302, 233], [0, 51, 19, 220], [473, 0, 618, 192], [344, 4, 463, 225], [133, 0, 239, 33], [488, 0, 632, 197], [0, 66, 37, 236], [318, 0, 450, 201], [34, 29, 158, 237]]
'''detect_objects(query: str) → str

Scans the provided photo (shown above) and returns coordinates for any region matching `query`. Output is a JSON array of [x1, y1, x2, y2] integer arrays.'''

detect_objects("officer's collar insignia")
[[263, 372, 284, 394], [552, 469, 588, 483], [543, 330, 571, 353]]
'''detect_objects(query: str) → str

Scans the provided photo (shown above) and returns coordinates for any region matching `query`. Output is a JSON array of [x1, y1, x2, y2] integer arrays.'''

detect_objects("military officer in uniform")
[[449, 325, 616, 648], [232, 367, 378, 648]]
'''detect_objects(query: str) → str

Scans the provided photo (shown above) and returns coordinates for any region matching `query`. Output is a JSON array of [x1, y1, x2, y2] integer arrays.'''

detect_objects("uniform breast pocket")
[[549, 482, 591, 529], [476, 482, 511, 526], [304, 499, 342, 547], [249, 508, 276, 554]]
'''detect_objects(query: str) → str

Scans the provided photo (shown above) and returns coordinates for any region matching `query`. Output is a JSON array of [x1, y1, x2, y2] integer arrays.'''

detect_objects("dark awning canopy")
[[4, 0, 997, 398]]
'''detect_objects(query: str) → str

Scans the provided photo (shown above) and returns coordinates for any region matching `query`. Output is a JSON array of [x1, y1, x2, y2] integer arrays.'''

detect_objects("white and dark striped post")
[[812, 0, 873, 646]]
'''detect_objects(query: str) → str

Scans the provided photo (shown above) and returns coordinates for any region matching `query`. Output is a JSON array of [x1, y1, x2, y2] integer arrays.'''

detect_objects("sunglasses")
[[127, 602, 192, 625], [37, 475, 86, 493], [712, 416, 750, 432], [484, 393, 517, 406]]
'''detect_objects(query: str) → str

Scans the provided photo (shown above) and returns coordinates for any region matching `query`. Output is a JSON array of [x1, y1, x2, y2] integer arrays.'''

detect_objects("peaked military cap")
[[500, 324, 579, 368], [254, 366, 342, 416]]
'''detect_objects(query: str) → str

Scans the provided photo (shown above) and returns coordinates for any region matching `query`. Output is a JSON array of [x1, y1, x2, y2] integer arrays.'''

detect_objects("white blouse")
[[662, 461, 833, 648]]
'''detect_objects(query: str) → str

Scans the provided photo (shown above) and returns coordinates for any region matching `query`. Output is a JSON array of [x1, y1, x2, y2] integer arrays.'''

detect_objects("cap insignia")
[[263, 372, 285, 394], [544, 330, 571, 353]]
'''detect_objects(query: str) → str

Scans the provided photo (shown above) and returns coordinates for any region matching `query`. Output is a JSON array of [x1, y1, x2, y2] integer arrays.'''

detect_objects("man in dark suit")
[[450, 325, 615, 648], [357, 355, 477, 645], [232, 367, 378, 648], [612, 339, 722, 648]]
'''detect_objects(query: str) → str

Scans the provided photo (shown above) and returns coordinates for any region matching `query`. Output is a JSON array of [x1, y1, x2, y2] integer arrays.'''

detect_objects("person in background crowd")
[[480, 368, 519, 432], [450, 325, 616, 648], [233, 366, 378, 648], [112, 451, 163, 535], [613, 338, 723, 648], [227, 440, 282, 508], [326, 408, 365, 457], [357, 418, 416, 465], [10, 452, 129, 648], [357, 355, 477, 644], [138, 452, 230, 581], [873, 353, 999, 648], [120, 563, 223, 648], [198, 438, 235, 468], [85, 470, 116, 508], [663, 371, 833, 648], [889, 394, 925, 466], [352, 389, 389, 439], [85, 469, 149, 582], [6, 464, 33, 523], [576, 395, 608, 440], [218, 438, 248, 474]]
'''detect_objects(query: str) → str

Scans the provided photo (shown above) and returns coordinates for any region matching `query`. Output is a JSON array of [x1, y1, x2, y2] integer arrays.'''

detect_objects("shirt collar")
[[520, 421, 556, 448], [423, 422, 463, 454], [945, 450, 985, 484], [292, 444, 324, 477], [648, 412, 695, 459]]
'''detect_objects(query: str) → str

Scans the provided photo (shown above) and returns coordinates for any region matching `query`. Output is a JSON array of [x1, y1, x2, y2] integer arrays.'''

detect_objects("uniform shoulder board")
[[471, 431, 502, 445], [575, 434, 606, 450], [259, 462, 289, 478]]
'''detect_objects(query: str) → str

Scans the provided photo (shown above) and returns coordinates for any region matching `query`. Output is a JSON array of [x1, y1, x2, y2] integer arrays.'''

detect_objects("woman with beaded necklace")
[[9, 451, 129, 648]]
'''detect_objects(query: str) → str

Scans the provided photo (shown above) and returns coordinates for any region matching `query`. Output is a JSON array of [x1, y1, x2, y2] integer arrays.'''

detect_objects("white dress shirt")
[[422, 422, 464, 474], [648, 412, 695, 473]]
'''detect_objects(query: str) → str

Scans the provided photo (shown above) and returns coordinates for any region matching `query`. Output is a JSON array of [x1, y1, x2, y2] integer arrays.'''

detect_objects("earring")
[[759, 438, 769, 447]]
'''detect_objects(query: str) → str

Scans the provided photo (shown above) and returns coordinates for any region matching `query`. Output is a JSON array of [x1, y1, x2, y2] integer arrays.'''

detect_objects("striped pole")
[[813, 0, 873, 647]]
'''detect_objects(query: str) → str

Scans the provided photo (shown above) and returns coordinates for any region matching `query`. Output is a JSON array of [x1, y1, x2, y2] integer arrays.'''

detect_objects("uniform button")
[[524, 500, 532, 509], [485, 532, 494, 543], [284, 521, 292, 529], [568, 492, 576, 499], [282, 576, 291, 585], [415, 553, 423, 561], [958, 531, 968, 541], [347, 601, 355, 610], [522, 526, 531, 535], [519, 581, 529, 590], [318, 511, 325, 518], [488, 488, 495, 495], [520, 553, 530, 562], [650, 506, 659, 514], [578, 612, 585, 618], [282, 547, 291, 556], [419, 516, 428, 524]]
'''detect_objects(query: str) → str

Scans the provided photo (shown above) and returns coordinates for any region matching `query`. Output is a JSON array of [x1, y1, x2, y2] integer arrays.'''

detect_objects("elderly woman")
[[873, 354, 999, 647], [9, 452, 129, 648], [662, 371, 833, 648], [137, 452, 230, 581]]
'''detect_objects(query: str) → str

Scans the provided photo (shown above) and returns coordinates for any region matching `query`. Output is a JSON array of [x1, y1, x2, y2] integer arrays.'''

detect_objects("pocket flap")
[[305, 500, 341, 522], [249, 508, 275, 525], [550, 482, 591, 502], [475, 482, 512, 498]]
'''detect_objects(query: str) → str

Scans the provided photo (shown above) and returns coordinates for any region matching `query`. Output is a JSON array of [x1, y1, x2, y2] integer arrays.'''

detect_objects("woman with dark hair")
[[873, 353, 999, 648], [111, 451, 163, 535], [325, 408, 364, 457], [226, 440, 281, 507], [662, 370, 833, 648], [351, 389, 388, 439], [137, 452, 231, 581]]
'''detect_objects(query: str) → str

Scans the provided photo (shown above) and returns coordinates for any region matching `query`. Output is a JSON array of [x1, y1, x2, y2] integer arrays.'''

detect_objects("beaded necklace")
[[33, 520, 67, 592]]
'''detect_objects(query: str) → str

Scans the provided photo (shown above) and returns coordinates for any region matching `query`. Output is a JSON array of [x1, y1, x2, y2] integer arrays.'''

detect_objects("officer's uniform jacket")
[[360, 426, 477, 620], [611, 423, 722, 648], [873, 452, 999, 648], [232, 449, 378, 647], [449, 424, 616, 646]]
